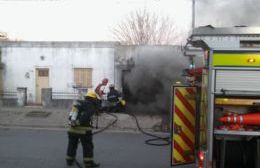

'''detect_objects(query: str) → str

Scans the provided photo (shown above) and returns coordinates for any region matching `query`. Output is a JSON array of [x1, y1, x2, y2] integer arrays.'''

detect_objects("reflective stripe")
[[66, 156, 75, 160], [240, 116, 243, 124], [71, 106, 78, 112], [68, 126, 92, 134], [234, 116, 237, 123], [227, 117, 231, 123], [84, 157, 93, 162], [213, 53, 260, 66]]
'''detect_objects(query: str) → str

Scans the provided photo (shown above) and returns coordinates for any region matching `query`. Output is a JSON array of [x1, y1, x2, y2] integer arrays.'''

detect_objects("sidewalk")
[[0, 106, 163, 132]]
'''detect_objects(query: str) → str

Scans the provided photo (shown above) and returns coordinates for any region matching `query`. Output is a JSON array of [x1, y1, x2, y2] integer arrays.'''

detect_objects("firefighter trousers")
[[66, 130, 94, 163]]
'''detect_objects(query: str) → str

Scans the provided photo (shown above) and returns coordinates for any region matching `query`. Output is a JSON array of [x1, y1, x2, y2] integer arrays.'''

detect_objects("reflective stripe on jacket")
[[68, 126, 92, 134]]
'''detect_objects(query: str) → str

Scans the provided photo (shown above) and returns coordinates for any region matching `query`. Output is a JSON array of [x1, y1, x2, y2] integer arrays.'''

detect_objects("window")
[[74, 68, 92, 88], [38, 69, 49, 77]]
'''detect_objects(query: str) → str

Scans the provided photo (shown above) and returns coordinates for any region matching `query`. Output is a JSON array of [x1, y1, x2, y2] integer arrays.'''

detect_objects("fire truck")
[[171, 26, 260, 168]]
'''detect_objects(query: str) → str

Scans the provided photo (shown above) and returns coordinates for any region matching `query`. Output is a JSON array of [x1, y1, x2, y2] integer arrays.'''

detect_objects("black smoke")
[[122, 46, 189, 115], [196, 0, 260, 27]]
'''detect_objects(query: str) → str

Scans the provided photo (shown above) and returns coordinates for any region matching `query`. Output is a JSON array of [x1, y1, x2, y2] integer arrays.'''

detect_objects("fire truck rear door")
[[171, 86, 196, 166]]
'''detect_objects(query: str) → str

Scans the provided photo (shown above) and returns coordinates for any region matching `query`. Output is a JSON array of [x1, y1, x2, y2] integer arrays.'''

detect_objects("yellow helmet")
[[120, 99, 126, 106], [85, 90, 97, 99]]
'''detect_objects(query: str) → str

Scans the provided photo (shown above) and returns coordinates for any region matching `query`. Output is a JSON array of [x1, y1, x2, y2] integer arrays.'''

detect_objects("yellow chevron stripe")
[[179, 88, 196, 109], [173, 148, 185, 162], [175, 97, 195, 126], [175, 88, 195, 125], [173, 137, 195, 163], [172, 87, 196, 165], [174, 134, 190, 151], [174, 114, 195, 143]]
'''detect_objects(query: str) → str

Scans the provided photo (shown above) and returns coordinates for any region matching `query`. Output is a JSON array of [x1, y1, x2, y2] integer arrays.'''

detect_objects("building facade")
[[0, 41, 117, 104], [0, 41, 186, 108]]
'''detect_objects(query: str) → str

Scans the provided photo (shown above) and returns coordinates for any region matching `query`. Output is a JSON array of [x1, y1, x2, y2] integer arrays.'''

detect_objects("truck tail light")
[[198, 150, 205, 168]]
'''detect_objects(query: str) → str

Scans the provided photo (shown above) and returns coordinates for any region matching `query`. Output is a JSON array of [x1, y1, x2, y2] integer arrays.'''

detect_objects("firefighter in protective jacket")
[[66, 90, 100, 168], [107, 84, 126, 112]]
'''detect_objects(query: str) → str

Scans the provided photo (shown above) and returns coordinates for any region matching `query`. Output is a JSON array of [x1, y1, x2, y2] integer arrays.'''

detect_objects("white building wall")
[[1, 45, 115, 103]]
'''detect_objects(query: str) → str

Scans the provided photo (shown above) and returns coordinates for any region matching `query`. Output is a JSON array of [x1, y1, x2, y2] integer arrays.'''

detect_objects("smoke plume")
[[196, 0, 260, 27], [123, 46, 189, 115]]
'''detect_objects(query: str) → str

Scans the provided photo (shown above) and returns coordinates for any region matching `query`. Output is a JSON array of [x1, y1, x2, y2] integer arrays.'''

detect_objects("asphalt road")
[[0, 129, 166, 168], [0, 128, 195, 168]]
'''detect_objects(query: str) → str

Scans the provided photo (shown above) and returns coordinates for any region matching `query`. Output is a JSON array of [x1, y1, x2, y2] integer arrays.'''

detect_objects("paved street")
[[0, 127, 195, 168], [0, 128, 168, 168], [0, 107, 196, 168]]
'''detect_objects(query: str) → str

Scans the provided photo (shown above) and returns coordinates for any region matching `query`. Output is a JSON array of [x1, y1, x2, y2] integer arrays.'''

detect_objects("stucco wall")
[[1, 42, 116, 104]]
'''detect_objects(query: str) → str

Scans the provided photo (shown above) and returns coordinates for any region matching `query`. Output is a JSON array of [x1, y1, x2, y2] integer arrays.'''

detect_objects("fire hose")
[[92, 111, 170, 146], [127, 111, 170, 146], [93, 112, 118, 135], [74, 111, 170, 168], [74, 112, 118, 168], [93, 111, 170, 145]]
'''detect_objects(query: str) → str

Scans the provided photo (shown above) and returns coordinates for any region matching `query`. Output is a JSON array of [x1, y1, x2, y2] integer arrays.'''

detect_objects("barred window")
[[73, 68, 92, 88]]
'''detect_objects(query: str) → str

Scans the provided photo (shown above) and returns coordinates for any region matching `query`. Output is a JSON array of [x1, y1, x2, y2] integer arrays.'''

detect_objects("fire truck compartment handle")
[[174, 123, 182, 135], [218, 89, 260, 96]]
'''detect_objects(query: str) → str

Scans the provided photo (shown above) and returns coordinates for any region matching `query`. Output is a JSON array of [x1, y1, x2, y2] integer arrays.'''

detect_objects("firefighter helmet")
[[102, 78, 109, 85], [85, 90, 97, 99], [120, 99, 126, 106]]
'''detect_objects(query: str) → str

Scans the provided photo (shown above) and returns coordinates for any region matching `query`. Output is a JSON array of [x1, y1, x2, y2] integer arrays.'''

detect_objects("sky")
[[1, 0, 260, 42], [0, 0, 192, 41]]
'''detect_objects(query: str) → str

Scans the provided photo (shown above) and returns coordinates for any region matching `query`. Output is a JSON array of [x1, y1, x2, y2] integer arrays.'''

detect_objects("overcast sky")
[[0, 0, 260, 42], [0, 0, 191, 41]]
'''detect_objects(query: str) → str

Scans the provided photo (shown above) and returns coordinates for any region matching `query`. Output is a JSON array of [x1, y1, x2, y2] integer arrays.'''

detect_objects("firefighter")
[[95, 78, 108, 99], [107, 84, 126, 112], [66, 90, 100, 168]]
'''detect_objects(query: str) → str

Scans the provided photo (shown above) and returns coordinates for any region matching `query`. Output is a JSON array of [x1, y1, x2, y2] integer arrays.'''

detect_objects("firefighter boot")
[[84, 161, 100, 168]]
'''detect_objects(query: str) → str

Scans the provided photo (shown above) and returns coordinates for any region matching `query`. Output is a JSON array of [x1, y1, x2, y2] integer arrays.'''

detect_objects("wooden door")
[[36, 68, 49, 104]]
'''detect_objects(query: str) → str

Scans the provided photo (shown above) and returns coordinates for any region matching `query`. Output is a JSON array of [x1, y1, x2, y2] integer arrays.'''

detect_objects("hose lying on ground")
[[127, 112, 171, 146], [93, 111, 170, 146], [74, 111, 170, 168]]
